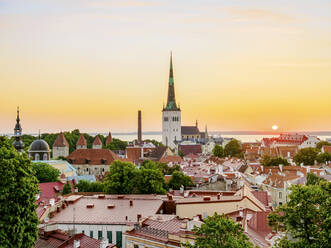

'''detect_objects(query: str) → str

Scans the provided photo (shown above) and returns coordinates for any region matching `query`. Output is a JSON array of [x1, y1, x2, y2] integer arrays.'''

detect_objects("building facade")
[[162, 53, 181, 149]]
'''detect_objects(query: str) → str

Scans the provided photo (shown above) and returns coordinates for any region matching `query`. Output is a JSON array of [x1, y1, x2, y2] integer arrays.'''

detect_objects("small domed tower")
[[29, 134, 50, 161]]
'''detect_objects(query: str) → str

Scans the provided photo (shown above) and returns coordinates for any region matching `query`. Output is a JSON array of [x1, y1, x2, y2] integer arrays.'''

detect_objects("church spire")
[[164, 52, 179, 111], [13, 106, 24, 152]]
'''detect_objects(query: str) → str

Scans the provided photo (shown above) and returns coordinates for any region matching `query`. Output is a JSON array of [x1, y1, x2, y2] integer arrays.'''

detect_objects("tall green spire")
[[164, 52, 179, 111]]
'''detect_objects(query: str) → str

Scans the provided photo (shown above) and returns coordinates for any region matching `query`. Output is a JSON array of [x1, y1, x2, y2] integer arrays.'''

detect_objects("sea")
[[111, 133, 331, 143]]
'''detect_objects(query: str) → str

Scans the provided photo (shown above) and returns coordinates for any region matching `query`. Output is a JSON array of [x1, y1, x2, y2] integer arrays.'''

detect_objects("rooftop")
[[49, 195, 163, 225]]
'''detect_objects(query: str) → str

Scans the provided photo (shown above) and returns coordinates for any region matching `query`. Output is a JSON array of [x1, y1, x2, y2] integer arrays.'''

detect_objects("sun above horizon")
[[272, 125, 279, 131]]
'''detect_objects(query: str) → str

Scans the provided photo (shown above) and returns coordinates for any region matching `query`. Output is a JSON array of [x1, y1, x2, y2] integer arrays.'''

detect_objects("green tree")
[[104, 161, 138, 194], [224, 139, 242, 157], [316, 152, 331, 164], [0, 136, 39, 248], [178, 149, 184, 158], [136, 166, 166, 194], [261, 155, 289, 167], [62, 182, 72, 195], [184, 213, 253, 248], [212, 144, 224, 158], [268, 180, 331, 248], [316, 141, 331, 150], [32, 162, 60, 183], [105, 138, 128, 151], [168, 171, 194, 190], [293, 147, 318, 165], [306, 172, 326, 186]]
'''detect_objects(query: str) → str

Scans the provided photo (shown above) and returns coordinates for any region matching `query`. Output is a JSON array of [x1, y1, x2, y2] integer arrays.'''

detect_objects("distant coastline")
[[3, 130, 331, 136]]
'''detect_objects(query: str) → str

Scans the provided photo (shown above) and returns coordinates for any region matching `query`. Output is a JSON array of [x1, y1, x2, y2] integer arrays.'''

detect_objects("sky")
[[1, 0, 331, 134]]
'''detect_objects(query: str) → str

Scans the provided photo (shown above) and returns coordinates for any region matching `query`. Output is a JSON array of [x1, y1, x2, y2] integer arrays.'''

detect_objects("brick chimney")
[[138, 110, 142, 144]]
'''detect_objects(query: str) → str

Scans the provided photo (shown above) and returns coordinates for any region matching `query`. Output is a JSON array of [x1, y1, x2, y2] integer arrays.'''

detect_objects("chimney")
[[138, 110, 142, 144], [137, 214, 142, 222], [73, 240, 80, 248], [130, 200, 133, 206]]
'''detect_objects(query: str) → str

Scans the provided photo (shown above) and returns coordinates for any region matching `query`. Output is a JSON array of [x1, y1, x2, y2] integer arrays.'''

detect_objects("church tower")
[[162, 53, 181, 149], [13, 107, 24, 152]]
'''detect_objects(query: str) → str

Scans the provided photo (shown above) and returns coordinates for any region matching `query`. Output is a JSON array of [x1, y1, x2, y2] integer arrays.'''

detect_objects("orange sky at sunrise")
[[0, 0, 331, 134]]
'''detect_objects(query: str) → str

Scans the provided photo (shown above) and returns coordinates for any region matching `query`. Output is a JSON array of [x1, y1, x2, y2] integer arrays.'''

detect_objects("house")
[[125, 215, 201, 248], [178, 144, 202, 156], [47, 194, 164, 248], [299, 136, 320, 149], [67, 149, 122, 176], [36, 160, 77, 178], [35, 228, 116, 248]]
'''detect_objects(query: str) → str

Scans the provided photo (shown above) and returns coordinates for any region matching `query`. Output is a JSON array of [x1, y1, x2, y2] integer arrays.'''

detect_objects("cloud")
[[224, 6, 297, 24]]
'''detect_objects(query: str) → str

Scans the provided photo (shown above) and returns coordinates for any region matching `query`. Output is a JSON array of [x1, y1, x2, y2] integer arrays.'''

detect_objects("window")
[[98, 230, 102, 240], [35, 154, 40, 160], [43, 153, 48, 160], [134, 245, 139, 248], [279, 192, 282, 199], [82, 230, 84, 234], [107, 231, 112, 243], [90, 231, 93, 238], [116, 231, 122, 248], [164, 117, 168, 121]]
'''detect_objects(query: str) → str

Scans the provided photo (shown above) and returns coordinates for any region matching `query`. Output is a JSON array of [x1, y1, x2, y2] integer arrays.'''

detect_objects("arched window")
[[35, 154, 40, 160], [43, 153, 48, 160]]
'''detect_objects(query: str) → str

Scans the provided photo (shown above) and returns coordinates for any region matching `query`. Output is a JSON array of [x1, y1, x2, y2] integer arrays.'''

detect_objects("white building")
[[299, 136, 320, 149], [162, 53, 181, 149]]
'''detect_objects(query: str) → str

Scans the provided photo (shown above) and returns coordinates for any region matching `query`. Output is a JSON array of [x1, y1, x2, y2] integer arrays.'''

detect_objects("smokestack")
[[138, 110, 142, 144]]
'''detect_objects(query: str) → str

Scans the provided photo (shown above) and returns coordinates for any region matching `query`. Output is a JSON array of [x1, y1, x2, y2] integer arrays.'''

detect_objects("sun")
[[272, 125, 278, 131]]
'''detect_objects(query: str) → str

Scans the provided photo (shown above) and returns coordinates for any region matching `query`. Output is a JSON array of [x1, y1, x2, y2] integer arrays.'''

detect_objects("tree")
[[268, 180, 331, 248], [306, 172, 326, 186], [261, 155, 289, 167], [168, 171, 194, 190], [213, 144, 224, 158], [136, 166, 166, 194], [224, 140, 242, 157], [178, 149, 184, 158], [62, 182, 72, 195], [76, 180, 105, 193], [0, 136, 39, 247], [105, 138, 128, 151], [104, 161, 138, 194], [316, 141, 331, 150], [293, 147, 318, 165], [32, 162, 60, 183], [316, 152, 331, 164], [184, 213, 253, 248]]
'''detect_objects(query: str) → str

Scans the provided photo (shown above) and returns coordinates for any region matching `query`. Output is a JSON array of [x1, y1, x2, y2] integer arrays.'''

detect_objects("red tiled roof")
[[322, 145, 331, 153], [126, 147, 142, 161], [59, 233, 105, 248], [38, 182, 66, 204], [179, 145, 202, 156], [76, 134, 87, 146], [93, 136, 102, 146], [251, 191, 270, 207], [53, 132, 69, 148], [159, 155, 183, 164], [106, 132, 113, 145], [50, 195, 163, 225], [67, 149, 121, 165], [143, 217, 184, 234]]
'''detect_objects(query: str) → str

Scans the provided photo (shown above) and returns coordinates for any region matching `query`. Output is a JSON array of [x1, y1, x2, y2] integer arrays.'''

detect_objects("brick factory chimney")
[[138, 110, 142, 144]]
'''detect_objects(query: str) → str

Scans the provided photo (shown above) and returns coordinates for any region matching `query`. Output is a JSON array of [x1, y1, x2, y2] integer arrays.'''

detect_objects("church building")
[[162, 53, 181, 149], [12, 107, 24, 152]]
